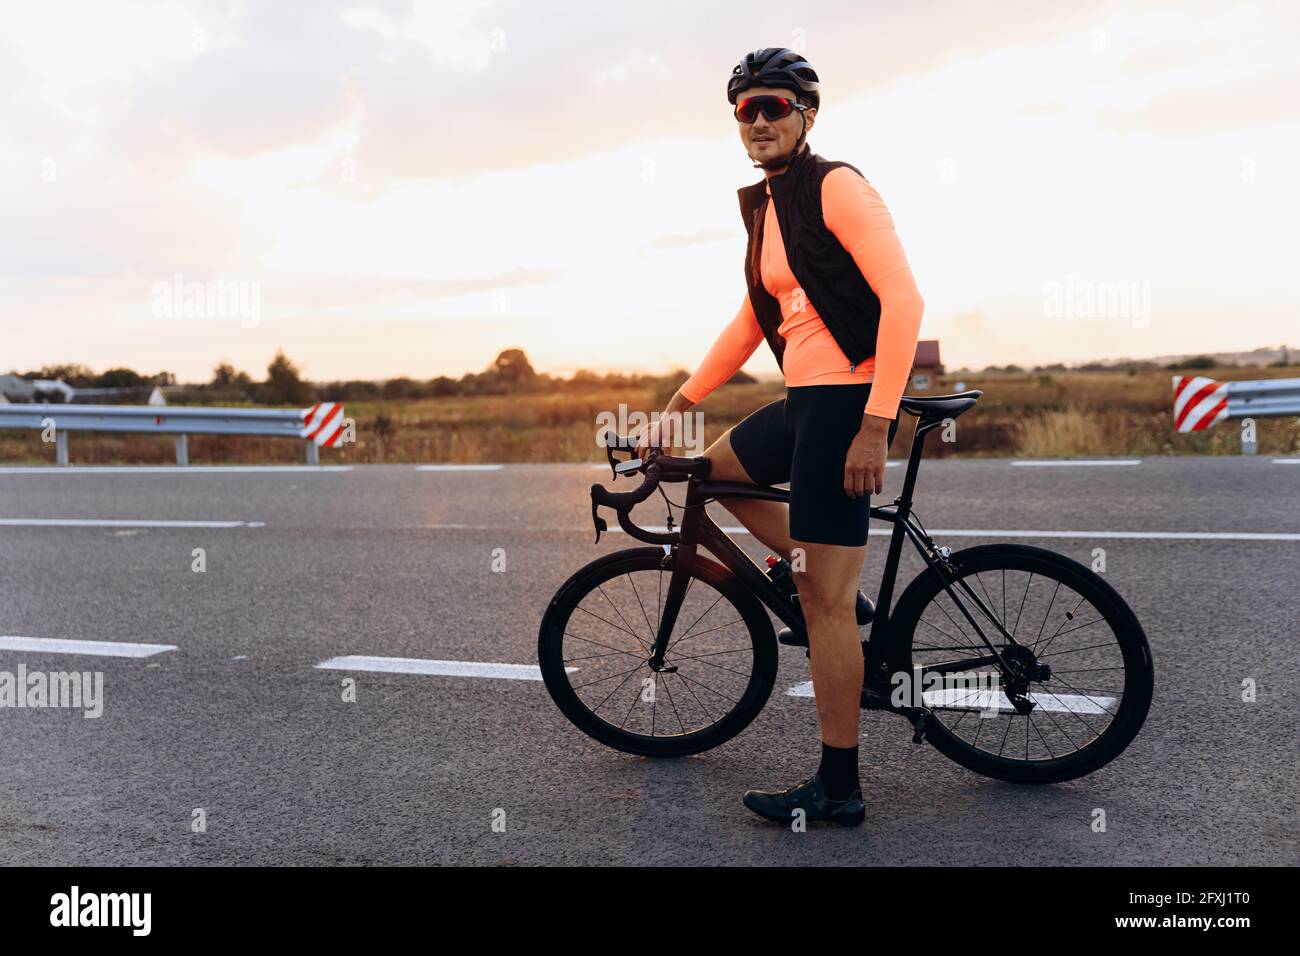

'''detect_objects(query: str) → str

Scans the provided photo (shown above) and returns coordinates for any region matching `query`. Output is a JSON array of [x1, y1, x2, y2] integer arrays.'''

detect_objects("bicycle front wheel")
[[538, 547, 777, 757], [889, 544, 1154, 784]]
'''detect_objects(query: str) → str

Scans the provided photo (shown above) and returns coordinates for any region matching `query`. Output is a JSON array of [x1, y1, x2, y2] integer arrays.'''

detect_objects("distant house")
[[910, 340, 944, 390]]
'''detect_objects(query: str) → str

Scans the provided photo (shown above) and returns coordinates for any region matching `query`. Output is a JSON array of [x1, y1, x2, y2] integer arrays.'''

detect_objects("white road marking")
[[589, 462, 901, 470], [610, 525, 1300, 541], [922, 687, 1115, 714], [1273, 459, 1300, 464], [0, 518, 258, 528], [916, 528, 1300, 541], [314, 656, 571, 679], [0, 636, 177, 658], [784, 681, 1115, 714], [1011, 459, 1141, 467], [415, 464, 504, 472], [0, 465, 351, 474]]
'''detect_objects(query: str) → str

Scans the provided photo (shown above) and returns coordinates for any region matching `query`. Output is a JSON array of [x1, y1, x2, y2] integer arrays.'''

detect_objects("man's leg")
[[740, 538, 869, 825], [792, 541, 867, 748], [704, 428, 797, 560]]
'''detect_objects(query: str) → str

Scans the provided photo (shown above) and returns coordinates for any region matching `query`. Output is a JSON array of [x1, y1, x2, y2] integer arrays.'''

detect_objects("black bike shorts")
[[728, 383, 874, 548]]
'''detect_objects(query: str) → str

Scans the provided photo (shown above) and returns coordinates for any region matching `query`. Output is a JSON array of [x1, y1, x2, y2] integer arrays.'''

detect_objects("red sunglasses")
[[734, 94, 808, 124]]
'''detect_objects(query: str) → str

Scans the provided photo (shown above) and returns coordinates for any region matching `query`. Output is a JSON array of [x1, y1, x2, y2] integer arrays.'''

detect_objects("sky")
[[1, 0, 1297, 384]]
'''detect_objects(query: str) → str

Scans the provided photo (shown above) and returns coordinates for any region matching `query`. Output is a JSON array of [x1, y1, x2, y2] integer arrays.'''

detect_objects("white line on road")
[[0, 636, 177, 658], [415, 464, 505, 472], [314, 656, 570, 679], [608, 525, 1300, 542], [0, 465, 351, 474], [1011, 459, 1142, 467], [0, 518, 259, 528], [1274, 459, 1300, 464], [784, 681, 1115, 714]]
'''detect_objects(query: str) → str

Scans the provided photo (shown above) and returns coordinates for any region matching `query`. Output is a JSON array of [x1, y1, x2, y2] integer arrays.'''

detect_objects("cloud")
[[639, 228, 735, 252]]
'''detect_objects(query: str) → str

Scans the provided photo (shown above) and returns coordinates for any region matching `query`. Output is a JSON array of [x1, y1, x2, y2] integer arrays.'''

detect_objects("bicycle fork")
[[647, 541, 694, 673]]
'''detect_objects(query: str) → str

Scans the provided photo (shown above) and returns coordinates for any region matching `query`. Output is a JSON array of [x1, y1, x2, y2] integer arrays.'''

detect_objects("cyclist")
[[635, 47, 924, 825]]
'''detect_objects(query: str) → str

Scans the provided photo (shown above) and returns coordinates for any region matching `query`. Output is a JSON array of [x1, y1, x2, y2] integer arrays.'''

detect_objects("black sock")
[[817, 743, 859, 800]]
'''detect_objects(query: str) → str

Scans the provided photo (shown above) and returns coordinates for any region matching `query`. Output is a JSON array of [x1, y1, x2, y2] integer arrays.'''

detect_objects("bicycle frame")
[[643, 413, 1023, 690]]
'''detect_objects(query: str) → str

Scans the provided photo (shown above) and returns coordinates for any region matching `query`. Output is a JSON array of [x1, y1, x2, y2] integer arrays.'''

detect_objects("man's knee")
[[705, 429, 753, 484], [792, 547, 863, 618]]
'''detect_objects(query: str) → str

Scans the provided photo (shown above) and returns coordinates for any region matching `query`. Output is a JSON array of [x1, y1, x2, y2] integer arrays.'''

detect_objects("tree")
[[490, 348, 536, 384], [260, 350, 314, 405], [93, 368, 147, 389]]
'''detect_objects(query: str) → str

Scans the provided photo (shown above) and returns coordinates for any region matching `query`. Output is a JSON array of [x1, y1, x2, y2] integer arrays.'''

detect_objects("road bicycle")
[[538, 391, 1154, 783]]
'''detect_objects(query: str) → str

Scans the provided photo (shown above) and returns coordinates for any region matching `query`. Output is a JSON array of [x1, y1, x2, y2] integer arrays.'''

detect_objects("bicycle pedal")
[[856, 592, 875, 625], [860, 684, 893, 711], [777, 626, 807, 648]]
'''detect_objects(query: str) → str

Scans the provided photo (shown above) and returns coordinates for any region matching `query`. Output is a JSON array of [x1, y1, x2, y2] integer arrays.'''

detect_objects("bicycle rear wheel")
[[888, 544, 1154, 784], [538, 547, 777, 757]]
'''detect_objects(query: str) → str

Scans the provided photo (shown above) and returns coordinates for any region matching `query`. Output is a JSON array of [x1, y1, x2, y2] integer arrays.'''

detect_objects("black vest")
[[738, 145, 882, 372]]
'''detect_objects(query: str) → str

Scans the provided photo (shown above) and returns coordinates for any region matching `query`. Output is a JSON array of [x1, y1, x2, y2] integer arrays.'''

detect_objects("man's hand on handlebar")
[[631, 391, 697, 460], [631, 413, 679, 461]]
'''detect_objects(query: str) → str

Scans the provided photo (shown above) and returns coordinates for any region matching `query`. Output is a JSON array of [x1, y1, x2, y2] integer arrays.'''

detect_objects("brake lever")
[[590, 495, 608, 544]]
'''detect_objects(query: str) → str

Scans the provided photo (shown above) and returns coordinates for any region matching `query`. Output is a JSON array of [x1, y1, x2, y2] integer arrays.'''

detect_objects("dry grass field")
[[3, 367, 1298, 465]]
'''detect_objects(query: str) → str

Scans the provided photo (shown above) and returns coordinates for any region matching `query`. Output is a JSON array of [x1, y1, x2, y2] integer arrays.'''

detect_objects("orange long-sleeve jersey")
[[680, 166, 924, 420]]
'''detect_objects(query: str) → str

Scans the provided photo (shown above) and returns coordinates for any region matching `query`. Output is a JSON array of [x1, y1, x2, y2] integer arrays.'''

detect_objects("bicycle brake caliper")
[[908, 708, 930, 745]]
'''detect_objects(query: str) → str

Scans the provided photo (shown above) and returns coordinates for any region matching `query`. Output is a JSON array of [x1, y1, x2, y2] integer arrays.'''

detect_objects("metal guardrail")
[[1174, 376, 1300, 454], [1225, 378, 1300, 419], [0, 403, 345, 465]]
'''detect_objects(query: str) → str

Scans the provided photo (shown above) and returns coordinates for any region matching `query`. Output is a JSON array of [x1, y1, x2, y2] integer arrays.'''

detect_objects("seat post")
[[895, 415, 931, 513]]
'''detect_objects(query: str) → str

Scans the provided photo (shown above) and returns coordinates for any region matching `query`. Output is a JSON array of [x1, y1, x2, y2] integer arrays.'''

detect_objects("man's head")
[[727, 48, 819, 171]]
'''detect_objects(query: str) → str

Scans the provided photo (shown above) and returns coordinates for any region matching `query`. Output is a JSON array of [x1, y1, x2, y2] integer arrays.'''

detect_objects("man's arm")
[[638, 293, 764, 454], [678, 292, 766, 405], [822, 167, 925, 494], [821, 167, 926, 424]]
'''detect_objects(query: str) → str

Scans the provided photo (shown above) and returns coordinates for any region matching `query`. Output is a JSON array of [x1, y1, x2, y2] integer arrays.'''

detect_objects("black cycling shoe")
[[742, 774, 866, 826]]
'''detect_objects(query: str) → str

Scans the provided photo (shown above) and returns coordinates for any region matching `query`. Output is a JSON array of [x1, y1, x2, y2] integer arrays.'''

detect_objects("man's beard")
[[752, 136, 805, 170]]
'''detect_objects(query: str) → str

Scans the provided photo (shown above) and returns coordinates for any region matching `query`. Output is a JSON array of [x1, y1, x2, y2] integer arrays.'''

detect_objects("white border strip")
[[415, 464, 504, 472], [1011, 460, 1141, 467], [314, 656, 567, 679], [0, 518, 258, 528], [610, 525, 1300, 541], [1273, 459, 1300, 464], [0, 466, 351, 474], [0, 636, 177, 658], [784, 681, 1115, 714]]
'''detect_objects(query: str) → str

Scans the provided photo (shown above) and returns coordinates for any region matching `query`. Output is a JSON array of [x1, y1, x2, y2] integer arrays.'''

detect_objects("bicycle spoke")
[[1032, 579, 1063, 650], [627, 573, 655, 639], [671, 670, 716, 726], [561, 632, 645, 663], [597, 583, 645, 647], [672, 670, 742, 706], [1011, 572, 1033, 638], [573, 603, 645, 646]]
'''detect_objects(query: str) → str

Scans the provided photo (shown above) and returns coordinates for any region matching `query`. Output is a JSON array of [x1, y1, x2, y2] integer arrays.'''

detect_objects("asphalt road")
[[1, 457, 1297, 865]]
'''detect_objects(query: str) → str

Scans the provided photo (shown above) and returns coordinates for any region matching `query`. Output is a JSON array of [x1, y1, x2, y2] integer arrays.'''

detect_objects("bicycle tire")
[[888, 544, 1154, 784], [538, 547, 777, 757]]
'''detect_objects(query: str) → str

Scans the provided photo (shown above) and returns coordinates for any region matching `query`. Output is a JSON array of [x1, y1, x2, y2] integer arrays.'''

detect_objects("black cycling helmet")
[[727, 47, 820, 111]]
